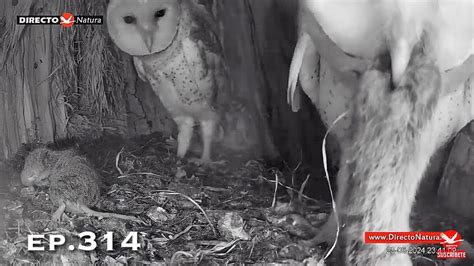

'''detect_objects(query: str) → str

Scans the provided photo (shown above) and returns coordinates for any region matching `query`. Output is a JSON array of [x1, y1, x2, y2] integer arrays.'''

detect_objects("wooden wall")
[[0, 0, 66, 160]]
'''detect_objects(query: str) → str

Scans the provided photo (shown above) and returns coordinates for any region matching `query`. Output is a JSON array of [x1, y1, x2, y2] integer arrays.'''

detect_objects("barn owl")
[[107, 0, 229, 164], [288, 0, 474, 248]]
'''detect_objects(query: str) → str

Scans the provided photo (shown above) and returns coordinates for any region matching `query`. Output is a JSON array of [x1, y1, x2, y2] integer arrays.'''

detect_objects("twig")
[[202, 239, 239, 255], [248, 238, 256, 260], [290, 151, 303, 190], [152, 190, 216, 236], [14, 258, 39, 264], [322, 111, 348, 261], [169, 240, 239, 264], [116, 172, 165, 179], [193, 240, 228, 246], [253, 175, 322, 204], [202, 186, 230, 192], [115, 147, 125, 175], [218, 196, 247, 206], [168, 225, 195, 241], [130, 138, 156, 153], [272, 172, 279, 208], [298, 173, 311, 202]]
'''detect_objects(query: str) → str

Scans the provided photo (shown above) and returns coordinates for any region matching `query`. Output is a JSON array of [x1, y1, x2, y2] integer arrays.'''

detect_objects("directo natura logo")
[[60, 12, 74, 28], [17, 13, 103, 27]]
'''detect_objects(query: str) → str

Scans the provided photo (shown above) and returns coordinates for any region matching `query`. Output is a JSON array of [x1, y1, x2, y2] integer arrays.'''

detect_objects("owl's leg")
[[175, 116, 195, 159], [199, 119, 216, 163]]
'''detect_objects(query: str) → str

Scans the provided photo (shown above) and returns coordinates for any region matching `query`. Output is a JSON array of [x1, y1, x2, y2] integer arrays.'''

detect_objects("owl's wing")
[[287, 33, 307, 112], [133, 57, 148, 82], [185, 0, 223, 56], [183, 0, 231, 104], [182, 36, 231, 114], [184, 0, 219, 33], [299, 37, 321, 110], [182, 1, 235, 113]]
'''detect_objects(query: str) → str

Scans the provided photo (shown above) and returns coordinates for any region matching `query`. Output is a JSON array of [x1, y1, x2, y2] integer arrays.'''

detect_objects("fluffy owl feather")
[[107, 0, 230, 163]]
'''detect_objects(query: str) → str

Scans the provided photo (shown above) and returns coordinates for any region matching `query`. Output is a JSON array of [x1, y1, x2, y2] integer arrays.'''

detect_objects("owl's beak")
[[143, 35, 154, 53], [140, 33, 154, 53], [138, 26, 155, 53]]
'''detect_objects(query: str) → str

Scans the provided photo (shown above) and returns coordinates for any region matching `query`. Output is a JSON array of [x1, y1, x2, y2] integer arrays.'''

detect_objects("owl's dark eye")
[[154, 9, 166, 18], [123, 15, 136, 24]]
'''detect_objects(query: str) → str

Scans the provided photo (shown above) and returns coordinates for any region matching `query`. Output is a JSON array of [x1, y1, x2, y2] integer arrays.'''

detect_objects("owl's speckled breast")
[[138, 8, 218, 120]]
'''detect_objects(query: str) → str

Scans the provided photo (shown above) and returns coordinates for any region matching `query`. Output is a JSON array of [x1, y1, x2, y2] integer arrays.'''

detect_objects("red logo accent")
[[60, 12, 74, 28], [440, 230, 462, 250]]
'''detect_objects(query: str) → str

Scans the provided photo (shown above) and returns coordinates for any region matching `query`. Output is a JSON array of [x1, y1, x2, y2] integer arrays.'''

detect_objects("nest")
[[0, 134, 332, 265], [66, 113, 102, 140]]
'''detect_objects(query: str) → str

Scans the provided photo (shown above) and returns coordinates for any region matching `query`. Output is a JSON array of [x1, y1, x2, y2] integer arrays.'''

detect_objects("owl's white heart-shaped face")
[[107, 0, 181, 56]]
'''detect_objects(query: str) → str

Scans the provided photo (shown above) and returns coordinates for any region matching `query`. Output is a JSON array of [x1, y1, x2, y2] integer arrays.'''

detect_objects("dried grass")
[[0, 0, 33, 69], [51, 0, 125, 139], [1, 0, 126, 141]]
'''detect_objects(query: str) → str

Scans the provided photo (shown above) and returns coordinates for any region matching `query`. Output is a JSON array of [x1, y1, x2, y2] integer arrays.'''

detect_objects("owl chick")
[[107, 0, 228, 163]]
